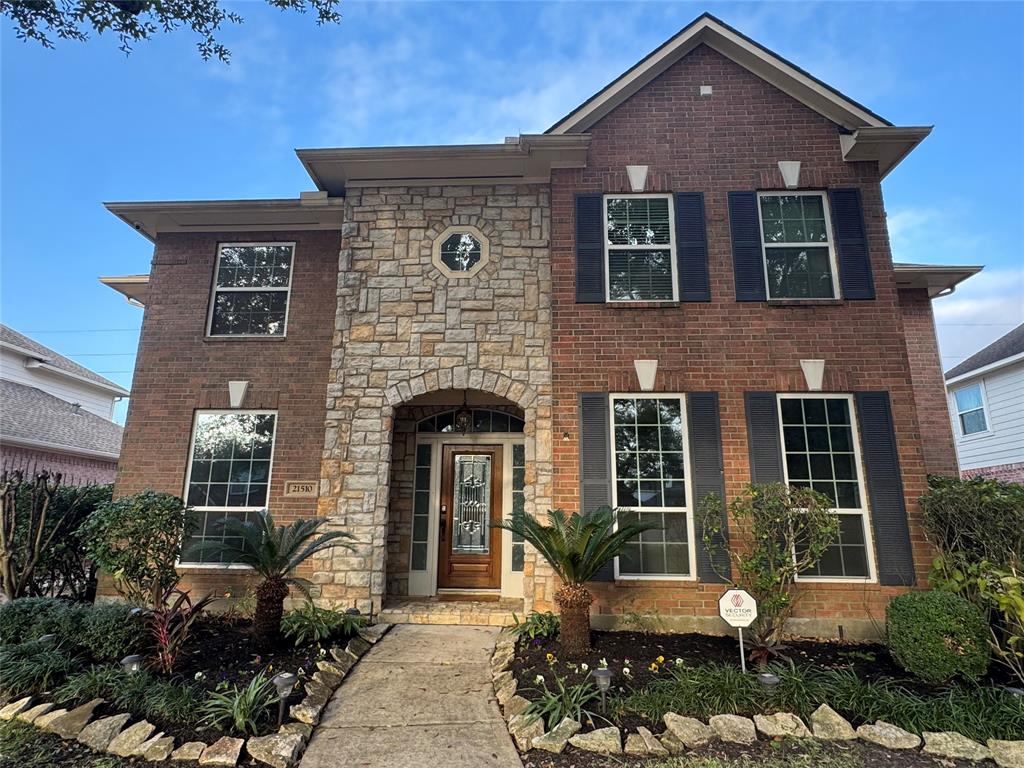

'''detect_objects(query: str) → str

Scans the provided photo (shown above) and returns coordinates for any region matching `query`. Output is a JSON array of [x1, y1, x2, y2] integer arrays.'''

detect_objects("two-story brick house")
[[104, 15, 977, 638]]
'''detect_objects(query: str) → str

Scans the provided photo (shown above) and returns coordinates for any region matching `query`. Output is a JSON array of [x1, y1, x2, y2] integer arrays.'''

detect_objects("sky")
[[2, 1, 1022, 424]]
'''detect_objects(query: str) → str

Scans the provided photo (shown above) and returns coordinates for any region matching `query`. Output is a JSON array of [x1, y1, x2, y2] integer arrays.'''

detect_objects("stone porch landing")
[[378, 597, 523, 626]]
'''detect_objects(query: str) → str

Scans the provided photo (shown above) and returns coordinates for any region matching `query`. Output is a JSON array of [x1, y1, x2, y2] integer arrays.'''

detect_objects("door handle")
[[440, 504, 447, 533]]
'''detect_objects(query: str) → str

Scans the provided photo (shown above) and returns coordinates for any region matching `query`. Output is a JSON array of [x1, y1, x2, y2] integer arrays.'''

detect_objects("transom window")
[[208, 243, 294, 336], [417, 409, 525, 434], [604, 194, 677, 302], [610, 395, 692, 578], [953, 383, 988, 436], [758, 193, 837, 299], [778, 395, 872, 580], [182, 411, 276, 565]]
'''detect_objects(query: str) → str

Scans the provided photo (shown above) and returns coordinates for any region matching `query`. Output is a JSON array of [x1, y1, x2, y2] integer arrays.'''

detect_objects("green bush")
[[0, 598, 70, 643], [281, 602, 365, 646], [55, 666, 204, 726], [200, 671, 278, 735], [887, 591, 990, 684], [0, 599, 145, 662], [80, 603, 146, 662], [510, 611, 560, 642], [0, 640, 82, 696]]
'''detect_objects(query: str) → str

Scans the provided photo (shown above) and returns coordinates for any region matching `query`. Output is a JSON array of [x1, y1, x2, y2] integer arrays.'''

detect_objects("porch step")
[[379, 597, 524, 627]]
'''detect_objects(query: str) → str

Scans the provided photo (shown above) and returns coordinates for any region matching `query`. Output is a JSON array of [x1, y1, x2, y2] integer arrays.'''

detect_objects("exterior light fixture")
[[758, 672, 780, 689], [777, 160, 801, 189], [272, 672, 298, 725], [453, 391, 473, 434], [592, 667, 613, 711], [120, 655, 143, 674]]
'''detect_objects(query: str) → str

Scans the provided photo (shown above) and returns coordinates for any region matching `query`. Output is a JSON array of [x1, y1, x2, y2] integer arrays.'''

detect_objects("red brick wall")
[[963, 462, 1024, 483], [111, 229, 340, 599], [547, 45, 940, 634], [0, 444, 118, 485]]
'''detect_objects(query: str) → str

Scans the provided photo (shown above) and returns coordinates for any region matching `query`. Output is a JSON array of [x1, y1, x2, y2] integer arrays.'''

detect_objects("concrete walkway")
[[299, 624, 522, 768]]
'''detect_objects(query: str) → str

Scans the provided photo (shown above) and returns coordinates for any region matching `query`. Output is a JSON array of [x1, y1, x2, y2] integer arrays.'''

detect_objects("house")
[[0, 324, 127, 484], [103, 14, 980, 638], [945, 322, 1024, 483]]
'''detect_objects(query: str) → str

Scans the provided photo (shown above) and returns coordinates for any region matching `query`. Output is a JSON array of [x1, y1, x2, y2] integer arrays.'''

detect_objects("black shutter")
[[856, 392, 915, 586], [576, 194, 605, 303], [579, 392, 614, 581], [744, 392, 784, 483], [688, 393, 729, 582], [728, 192, 766, 301], [675, 192, 710, 301], [830, 188, 875, 300]]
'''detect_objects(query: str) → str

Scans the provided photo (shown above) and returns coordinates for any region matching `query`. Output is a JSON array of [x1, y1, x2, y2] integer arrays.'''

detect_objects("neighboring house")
[[103, 14, 979, 638], [945, 323, 1024, 483], [0, 325, 127, 484]]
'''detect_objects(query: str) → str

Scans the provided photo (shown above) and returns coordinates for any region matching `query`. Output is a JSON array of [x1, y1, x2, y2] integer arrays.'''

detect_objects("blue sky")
[[2, 1, 1022, 424]]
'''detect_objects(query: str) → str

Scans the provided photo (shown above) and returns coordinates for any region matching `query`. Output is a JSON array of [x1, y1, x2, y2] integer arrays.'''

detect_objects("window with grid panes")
[[511, 443, 525, 572], [209, 243, 293, 336], [604, 195, 676, 301], [758, 193, 837, 299]]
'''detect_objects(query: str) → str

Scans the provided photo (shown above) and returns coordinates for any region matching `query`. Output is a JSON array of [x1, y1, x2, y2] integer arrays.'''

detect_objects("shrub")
[[148, 587, 215, 674], [523, 672, 604, 730], [80, 603, 147, 662], [511, 611, 560, 642], [281, 601, 365, 646], [81, 490, 196, 605], [0, 640, 82, 696], [0, 597, 71, 643], [55, 665, 204, 726], [886, 591, 990, 684], [200, 671, 278, 735]]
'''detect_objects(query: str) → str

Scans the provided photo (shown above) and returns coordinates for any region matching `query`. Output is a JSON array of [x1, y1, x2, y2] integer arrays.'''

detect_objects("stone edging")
[[0, 623, 391, 768], [489, 636, 1024, 768]]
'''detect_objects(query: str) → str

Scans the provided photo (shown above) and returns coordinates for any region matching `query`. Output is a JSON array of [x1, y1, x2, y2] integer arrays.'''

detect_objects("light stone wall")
[[314, 185, 555, 614]]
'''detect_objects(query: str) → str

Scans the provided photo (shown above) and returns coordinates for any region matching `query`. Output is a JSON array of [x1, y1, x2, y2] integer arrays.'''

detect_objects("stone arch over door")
[[315, 365, 553, 616]]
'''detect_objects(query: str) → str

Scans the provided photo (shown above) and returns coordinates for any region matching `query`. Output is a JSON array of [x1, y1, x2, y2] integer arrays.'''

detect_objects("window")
[[758, 193, 837, 299], [604, 194, 677, 301], [182, 411, 276, 565], [431, 225, 490, 278], [417, 409, 525, 434], [410, 443, 432, 571], [208, 243, 294, 336], [953, 383, 988, 436], [778, 395, 872, 580], [610, 395, 692, 578], [511, 443, 525, 572]]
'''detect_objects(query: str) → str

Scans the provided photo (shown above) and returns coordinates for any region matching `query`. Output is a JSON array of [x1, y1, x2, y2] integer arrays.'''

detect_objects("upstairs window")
[[208, 243, 294, 336], [758, 193, 838, 299], [604, 194, 677, 301], [953, 383, 988, 436]]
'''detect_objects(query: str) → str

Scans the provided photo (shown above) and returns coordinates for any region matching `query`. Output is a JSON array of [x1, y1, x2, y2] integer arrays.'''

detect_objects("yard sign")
[[718, 589, 757, 673]]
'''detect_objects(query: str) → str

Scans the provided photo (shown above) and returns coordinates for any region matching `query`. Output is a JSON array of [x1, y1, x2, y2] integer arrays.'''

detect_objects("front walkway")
[[299, 624, 522, 768]]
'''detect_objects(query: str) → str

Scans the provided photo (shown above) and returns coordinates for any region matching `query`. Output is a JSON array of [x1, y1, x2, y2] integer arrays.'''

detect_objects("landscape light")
[[592, 668, 613, 711], [272, 672, 298, 725], [120, 655, 143, 674], [758, 672, 780, 689]]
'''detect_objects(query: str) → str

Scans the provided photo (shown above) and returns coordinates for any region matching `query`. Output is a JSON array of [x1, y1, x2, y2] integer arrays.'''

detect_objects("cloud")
[[933, 267, 1024, 372]]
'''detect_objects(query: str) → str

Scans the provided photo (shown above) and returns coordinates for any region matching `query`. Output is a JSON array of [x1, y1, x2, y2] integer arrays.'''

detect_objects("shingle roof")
[[0, 380, 123, 458], [945, 322, 1024, 380], [0, 324, 128, 394]]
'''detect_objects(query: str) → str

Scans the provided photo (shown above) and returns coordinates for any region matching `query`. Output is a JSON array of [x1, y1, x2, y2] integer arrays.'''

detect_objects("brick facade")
[[963, 462, 1024, 483], [0, 444, 117, 485]]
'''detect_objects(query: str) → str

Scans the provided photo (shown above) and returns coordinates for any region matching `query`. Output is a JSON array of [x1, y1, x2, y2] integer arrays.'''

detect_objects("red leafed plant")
[[148, 587, 216, 675]]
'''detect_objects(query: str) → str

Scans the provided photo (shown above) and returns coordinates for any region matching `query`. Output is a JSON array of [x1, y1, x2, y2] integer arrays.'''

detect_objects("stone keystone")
[[922, 732, 991, 762], [532, 716, 582, 754], [989, 739, 1024, 768], [246, 732, 305, 768], [856, 721, 921, 750], [754, 712, 810, 739], [108, 720, 156, 756], [78, 712, 131, 751], [199, 735, 245, 766], [170, 742, 207, 762], [0, 697, 33, 721], [710, 714, 757, 745], [810, 704, 856, 740], [508, 713, 545, 751], [569, 726, 622, 754], [46, 697, 104, 738], [17, 702, 54, 725], [663, 713, 716, 748]]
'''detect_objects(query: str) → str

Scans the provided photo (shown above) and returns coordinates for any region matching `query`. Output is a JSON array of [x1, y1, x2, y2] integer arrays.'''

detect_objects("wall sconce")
[[634, 360, 658, 392], [228, 380, 249, 408], [800, 359, 826, 392], [778, 161, 801, 189], [626, 165, 649, 193]]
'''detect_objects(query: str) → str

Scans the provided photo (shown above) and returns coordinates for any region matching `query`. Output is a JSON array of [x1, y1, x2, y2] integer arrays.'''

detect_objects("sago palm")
[[184, 511, 354, 643], [496, 506, 658, 656]]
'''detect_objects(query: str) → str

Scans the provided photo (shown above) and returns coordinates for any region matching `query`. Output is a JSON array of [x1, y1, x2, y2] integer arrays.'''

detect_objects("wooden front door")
[[438, 444, 502, 589]]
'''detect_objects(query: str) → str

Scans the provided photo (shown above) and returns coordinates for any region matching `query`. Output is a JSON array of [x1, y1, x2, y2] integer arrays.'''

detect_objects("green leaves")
[[200, 670, 278, 735], [281, 601, 365, 647]]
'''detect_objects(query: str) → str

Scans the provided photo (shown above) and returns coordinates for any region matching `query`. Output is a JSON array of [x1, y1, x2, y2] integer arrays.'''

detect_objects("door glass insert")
[[452, 454, 491, 554]]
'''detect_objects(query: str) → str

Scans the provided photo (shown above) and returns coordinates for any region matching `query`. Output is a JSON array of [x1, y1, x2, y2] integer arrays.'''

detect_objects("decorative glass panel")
[[758, 193, 836, 299], [439, 232, 482, 273], [417, 409, 525, 433], [604, 196, 675, 301], [511, 444, 525, 572], [209, 244, 293, 336], [410, 443, 433, 571], [451, 455, 491, 554]]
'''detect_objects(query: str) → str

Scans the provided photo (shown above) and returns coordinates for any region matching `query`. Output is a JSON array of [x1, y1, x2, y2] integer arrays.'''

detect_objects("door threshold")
[[435, 589, 502, 602]]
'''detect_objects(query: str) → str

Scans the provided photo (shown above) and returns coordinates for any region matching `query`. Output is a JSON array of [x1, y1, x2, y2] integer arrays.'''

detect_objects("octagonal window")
[[439, 232, 482, 273]]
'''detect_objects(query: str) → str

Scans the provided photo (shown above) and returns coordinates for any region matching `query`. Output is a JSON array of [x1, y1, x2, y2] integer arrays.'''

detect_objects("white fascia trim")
[[945, 351, 1024, 387], [32, 361, 130, 397], [0, 434, 120, 461]]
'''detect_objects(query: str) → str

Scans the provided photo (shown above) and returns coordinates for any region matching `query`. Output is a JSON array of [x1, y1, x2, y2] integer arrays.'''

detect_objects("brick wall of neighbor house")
[[547, 45, 944, 637], [898, 288, 959, 477], [0, 444, 118, 485], [109, 229, 341, 600], [963, 462, 1024, 483]]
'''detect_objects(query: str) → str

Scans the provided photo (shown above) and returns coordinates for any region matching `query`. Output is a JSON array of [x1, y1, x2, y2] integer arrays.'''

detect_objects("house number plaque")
[[284, 481, 318, 498]]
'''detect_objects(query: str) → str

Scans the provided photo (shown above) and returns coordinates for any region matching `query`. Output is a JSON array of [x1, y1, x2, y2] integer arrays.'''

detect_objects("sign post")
[[718, 589, 758, 674]]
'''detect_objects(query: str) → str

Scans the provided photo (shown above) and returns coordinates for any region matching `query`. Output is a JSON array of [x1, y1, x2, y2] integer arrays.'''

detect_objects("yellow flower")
[[649, 662, 659, 672], [656, 655, 665, 664], [546, 653, 555, 662]]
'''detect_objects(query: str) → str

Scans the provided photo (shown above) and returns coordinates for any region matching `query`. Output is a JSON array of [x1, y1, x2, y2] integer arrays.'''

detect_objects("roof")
[[99, 274, 149, 307], [0, 380, 123, 459], [946, 322, 1024, 382], [892, 262, 982, 299], [0, 325, 129, 396]]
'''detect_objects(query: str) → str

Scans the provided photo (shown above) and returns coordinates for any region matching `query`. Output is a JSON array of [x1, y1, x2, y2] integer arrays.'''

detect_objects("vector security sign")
[[718, 589, 758, 628]]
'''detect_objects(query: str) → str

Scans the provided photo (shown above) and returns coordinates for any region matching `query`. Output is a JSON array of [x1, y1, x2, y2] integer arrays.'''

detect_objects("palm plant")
[[183, 511, 354, 643], [495, 506, 659, 656]]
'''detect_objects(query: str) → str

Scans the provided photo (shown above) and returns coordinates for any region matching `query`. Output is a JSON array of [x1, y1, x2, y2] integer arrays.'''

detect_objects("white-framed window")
[[757, 192, 839, 300], [603, 194, 677, 302], [181, 410, 277, 566], [777, 394, 875, 581], [207, 242, 295, 336], [610, 394, 695, 579], [952, 382, 989, 436]]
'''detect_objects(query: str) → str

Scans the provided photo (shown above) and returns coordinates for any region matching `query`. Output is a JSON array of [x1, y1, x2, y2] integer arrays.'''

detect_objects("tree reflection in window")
[[209, 244, 293, 335], [439, 232, 482, 273]]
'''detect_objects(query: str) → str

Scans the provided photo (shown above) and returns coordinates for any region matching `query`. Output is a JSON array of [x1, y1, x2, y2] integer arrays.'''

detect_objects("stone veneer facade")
[[313, 185, 555, 614]]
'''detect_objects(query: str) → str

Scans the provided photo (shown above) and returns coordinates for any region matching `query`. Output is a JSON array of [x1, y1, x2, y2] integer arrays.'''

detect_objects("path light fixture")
[[758, 672, 780, 690], [272, 672, 298, 725], [120, 655, 143, 674], [592, 667, 613, 712]]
